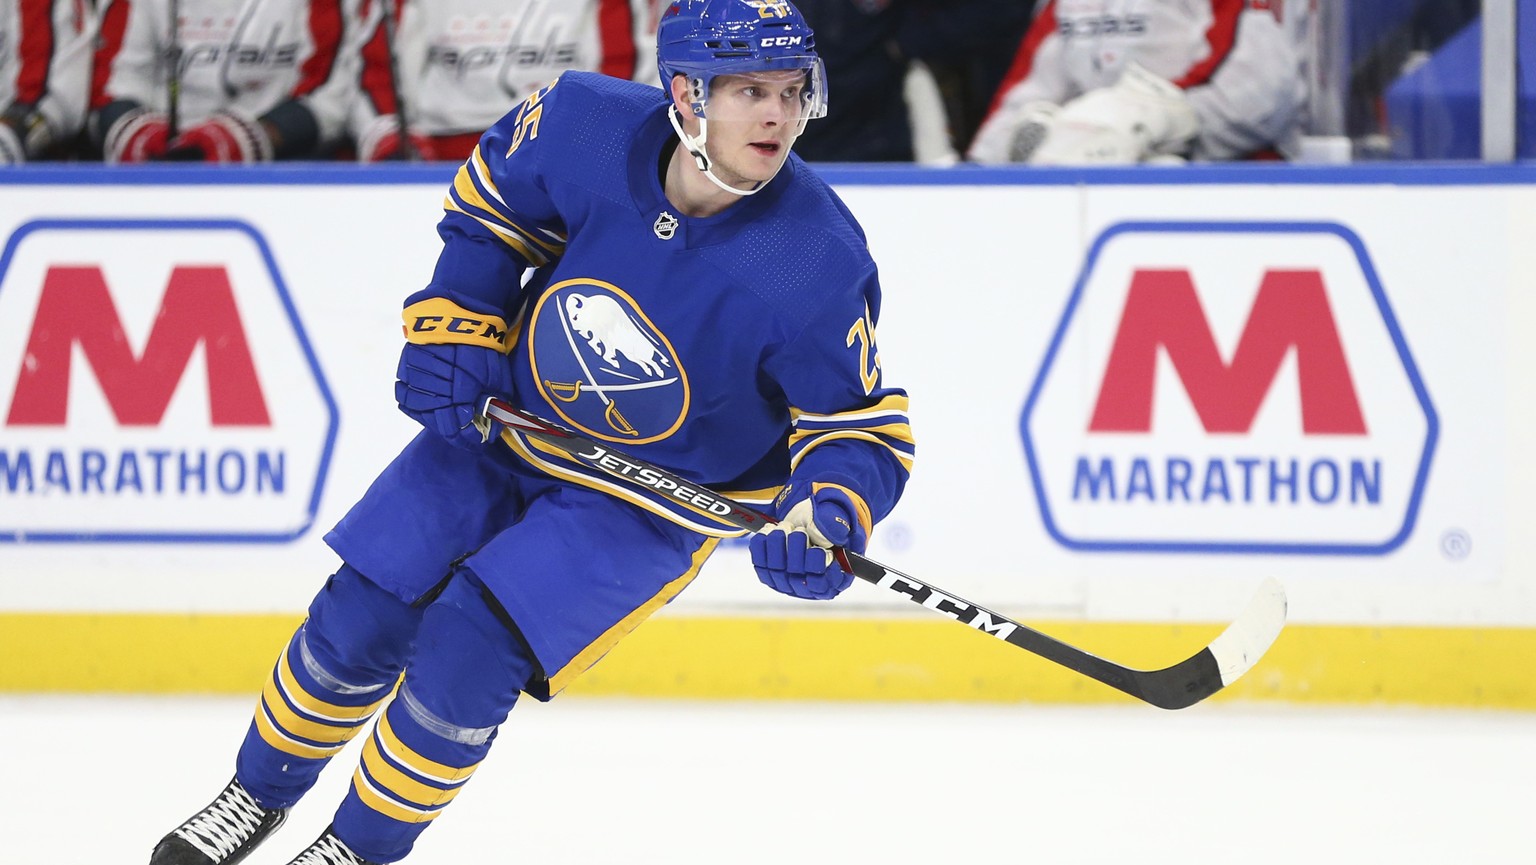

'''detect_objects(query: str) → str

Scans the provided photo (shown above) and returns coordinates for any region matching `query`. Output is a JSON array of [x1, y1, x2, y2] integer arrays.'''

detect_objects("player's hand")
[[750, 480, 869, 601], [357, 115, 438, 162], [967, 99, 1059, 164], [1029, 63, 1198, 165], [104, 109, 171, 163], [0, 121, 25, 163], [395, 342, 513, 451], [163, 111, 273, 162]]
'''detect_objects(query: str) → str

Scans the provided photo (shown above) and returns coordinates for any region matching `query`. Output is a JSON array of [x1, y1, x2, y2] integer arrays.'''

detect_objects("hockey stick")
[[166, 0, 182, 140], [478, 398, 1287, 710], [376, 0, 419, 161]]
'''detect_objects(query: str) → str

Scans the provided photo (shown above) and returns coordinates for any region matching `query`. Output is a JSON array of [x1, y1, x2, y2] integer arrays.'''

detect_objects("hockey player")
[[0, 0, 94, 162], [148, 0, 912, 863], [88, 0, 370, 162], [967, 0, 1310, 165], [351, 0, 658, 163]]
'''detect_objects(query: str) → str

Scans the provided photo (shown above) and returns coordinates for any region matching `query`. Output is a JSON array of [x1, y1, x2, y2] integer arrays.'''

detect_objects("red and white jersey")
[[976, 0, 1308, 160], [353, 0, 656, 150], [90, 0, 369, 144], [1, 0, 95, 151]]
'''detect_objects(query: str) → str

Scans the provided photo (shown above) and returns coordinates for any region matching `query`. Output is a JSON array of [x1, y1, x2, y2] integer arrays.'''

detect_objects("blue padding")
[[1349, 0, 1436, 62], [1383, 1, 1536, 159]]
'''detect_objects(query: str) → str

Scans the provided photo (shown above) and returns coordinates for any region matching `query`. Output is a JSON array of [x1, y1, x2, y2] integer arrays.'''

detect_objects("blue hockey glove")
[[395, 343, 512, 449], [750, 480, 871, 601], [395, 294, 513, 451]]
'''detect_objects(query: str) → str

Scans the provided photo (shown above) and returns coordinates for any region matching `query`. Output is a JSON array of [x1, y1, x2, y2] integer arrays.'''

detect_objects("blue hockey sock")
[[236, 564, 422, 809], [331, 568, 534, 862]]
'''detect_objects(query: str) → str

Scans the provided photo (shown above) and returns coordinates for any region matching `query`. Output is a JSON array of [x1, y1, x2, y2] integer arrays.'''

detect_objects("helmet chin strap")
[[668, 104, 765, 198]]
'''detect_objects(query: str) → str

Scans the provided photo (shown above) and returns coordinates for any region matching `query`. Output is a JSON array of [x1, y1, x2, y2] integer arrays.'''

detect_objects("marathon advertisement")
[[0, 218, 338, 542], [0, 174, 1522, 631], [1022, 221, 1438, 555]]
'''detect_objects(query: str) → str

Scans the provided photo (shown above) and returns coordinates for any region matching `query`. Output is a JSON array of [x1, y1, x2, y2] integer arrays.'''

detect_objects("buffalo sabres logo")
[[653, 211, 679, 240], [528, 278, 689, 443]]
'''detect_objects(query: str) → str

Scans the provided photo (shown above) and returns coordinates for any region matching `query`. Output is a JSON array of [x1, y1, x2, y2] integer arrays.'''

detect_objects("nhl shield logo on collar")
[[653, 211, 679, 240]]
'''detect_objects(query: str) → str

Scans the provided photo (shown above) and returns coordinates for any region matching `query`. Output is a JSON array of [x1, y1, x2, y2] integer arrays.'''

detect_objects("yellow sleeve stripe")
[[454, 157, 566, 258], [452, 164, 520, 238], [377, 711, 481, 783], [469, 148, 569, 254], [789, 421, 915, 451], [469, 146, 509, 208], [788, 430, 915, 473], [351, 768, 442, 824], [443, 196, 548, 264], [360, 734, 469, 810], [790, 394, 910, 423]]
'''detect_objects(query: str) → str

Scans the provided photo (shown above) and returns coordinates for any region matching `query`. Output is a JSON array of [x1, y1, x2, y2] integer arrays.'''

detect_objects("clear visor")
[[687, 59, 829, 128], [670, 59, 829, 195]]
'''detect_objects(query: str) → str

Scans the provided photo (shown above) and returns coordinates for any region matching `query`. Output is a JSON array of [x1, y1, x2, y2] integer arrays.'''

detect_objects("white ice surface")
[[5, 695, 1533, 864]]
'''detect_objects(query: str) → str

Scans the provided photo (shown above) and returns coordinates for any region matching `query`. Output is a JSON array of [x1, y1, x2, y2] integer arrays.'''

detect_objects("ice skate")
[[149, 777, 288, 864], [284, 826, 379, 865]]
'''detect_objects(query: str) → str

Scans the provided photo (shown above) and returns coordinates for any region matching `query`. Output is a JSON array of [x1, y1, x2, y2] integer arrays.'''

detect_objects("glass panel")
[[1338, 0, 1482, 160], [1519, 0, 1536, 158]]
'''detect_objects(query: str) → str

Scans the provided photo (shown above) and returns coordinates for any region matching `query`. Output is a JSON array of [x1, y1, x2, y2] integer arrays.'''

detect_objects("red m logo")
[[6, 265, 271, 426], [1089, 268, 1366, 434]]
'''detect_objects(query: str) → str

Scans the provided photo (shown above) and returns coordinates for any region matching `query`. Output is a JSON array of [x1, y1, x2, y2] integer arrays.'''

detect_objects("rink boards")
[[1, 163, 1533, 709]]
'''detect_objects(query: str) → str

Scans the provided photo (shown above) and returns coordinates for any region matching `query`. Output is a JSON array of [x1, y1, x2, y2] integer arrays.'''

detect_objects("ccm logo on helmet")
[[760, 36, 803, 46]]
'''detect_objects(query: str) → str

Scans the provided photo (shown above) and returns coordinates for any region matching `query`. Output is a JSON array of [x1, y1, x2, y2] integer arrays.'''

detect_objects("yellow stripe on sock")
[[351, 767, 441, 824], [257, 657, 379, 747], [276, 648, 387, 723], [252, 701, 348, 760], [376, 712, 481, 784], [360, 734, 469, 809]]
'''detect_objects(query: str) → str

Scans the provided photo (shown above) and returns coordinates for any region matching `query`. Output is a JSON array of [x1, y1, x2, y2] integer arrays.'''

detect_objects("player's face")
[[702, 70, 808, 188]]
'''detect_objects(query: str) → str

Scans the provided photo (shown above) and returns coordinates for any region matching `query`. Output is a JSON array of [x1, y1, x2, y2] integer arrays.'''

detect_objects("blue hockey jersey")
[[429, 70, 913, 536]]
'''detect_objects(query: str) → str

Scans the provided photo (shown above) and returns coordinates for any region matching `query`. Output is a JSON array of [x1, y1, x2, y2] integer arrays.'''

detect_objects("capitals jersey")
[[1, 0, 94, 158], [428, 71, 913, 537], [972, 0, 1309, 161], [352, 0, 656, 157], [90, 0, 367, 147]]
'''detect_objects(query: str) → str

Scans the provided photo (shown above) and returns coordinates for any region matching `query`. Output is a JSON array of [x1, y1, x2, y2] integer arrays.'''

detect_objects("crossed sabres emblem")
[[546, 291, 677, 437]]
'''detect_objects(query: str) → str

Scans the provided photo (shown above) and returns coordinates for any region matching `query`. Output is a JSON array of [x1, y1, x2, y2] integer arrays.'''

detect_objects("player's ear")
[[668, 74, 691, 113]]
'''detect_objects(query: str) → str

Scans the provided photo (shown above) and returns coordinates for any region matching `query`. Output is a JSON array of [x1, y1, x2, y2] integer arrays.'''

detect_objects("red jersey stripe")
[[596, 0, 638, 81], [986, 0, 1058, 116], [16, 0, 57, 104], [294, 0, 344, 97], [89, 0, 131, 109], [356, 0, 398, 114], [1175, 0, 1243, 89]]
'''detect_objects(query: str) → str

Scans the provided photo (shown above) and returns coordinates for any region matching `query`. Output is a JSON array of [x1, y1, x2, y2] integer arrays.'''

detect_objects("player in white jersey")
[[0, 0, 94, 162], [88, 0, 371, 162], [968, 0, 1309, 164], [350, 0, 658, 162]]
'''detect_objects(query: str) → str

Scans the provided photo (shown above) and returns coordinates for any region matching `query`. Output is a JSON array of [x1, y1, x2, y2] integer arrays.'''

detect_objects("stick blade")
[[1135, 579, 1288, 710], [1208, 578, 1288, 688]]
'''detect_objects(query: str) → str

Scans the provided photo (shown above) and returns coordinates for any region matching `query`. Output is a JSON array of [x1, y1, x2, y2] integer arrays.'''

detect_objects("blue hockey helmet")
[[656, 0, 829, 121]]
